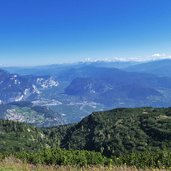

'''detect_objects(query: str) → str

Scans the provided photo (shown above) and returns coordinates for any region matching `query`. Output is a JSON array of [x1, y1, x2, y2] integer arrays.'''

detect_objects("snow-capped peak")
[[36, 77, 59, 89]]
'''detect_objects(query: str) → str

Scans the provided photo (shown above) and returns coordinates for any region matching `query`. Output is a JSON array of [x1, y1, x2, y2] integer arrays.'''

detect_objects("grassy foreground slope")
[[0, 157, 168, 171], [0, 164, 167, 171]]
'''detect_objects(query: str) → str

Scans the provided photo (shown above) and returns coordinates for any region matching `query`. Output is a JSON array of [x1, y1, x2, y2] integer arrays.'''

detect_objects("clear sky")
[[0, 0, 171, 66]]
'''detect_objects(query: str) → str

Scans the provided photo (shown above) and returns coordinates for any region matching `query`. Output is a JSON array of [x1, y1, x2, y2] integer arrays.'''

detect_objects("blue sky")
[[0, 0, 171, 66]]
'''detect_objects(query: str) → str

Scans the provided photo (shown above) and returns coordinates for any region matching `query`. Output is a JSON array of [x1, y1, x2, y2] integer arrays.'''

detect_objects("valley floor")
[[0, 158, 168, 171]]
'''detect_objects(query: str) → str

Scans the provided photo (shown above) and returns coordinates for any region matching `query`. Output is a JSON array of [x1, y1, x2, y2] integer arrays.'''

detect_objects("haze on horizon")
[[0, 0, 171, 66]]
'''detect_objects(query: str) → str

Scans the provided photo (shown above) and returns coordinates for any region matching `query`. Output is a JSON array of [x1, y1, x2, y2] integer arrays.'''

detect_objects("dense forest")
[[44, 107, 171, 156], [1, 107, 171, 169]]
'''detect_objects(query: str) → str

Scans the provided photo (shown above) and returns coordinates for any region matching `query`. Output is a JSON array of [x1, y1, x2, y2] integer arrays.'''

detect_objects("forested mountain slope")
[[2, 107, 171, 157], [0, 120, 49, 152], [46, 107, 171, 156]]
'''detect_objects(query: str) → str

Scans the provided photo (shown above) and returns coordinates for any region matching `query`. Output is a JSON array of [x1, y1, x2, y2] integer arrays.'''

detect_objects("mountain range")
[[126, 59, 171, 78], [0, 69, 58, 103], [1, 59, 171, 123], [64, 66, 171, 107]]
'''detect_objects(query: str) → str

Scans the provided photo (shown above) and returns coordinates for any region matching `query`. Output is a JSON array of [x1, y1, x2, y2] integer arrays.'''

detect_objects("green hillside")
[[1, 107, 171, 157], [1, 108, 171, 169], [46, 107, 171, 156], [0, 120, 49, 152]]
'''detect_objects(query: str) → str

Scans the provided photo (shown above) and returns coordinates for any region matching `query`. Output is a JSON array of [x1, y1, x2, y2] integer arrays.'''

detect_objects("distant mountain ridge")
[[2, 61, 138, 76], [3, 59, 171, 78], [126, 59, 171, 78]]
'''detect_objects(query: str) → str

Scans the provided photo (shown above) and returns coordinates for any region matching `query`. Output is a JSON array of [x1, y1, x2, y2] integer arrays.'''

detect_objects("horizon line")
[[1, 56, 171, 68]]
